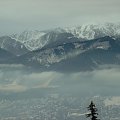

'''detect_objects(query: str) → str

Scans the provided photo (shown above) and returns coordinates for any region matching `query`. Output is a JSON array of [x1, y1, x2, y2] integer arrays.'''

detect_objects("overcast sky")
[[0, 0, 120, 35]]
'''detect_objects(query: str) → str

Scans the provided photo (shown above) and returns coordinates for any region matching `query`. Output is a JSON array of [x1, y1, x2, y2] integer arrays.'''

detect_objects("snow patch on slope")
[[10, 30, 46, 51], [65, 23, 120, 40]]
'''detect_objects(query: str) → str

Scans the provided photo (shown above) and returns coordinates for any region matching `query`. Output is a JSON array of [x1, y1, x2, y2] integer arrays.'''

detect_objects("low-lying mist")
[[0, 64, 120, 97]]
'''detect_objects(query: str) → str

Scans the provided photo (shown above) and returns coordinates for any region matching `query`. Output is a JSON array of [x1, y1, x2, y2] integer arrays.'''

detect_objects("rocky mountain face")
[[0, 36, 29, 56], [17, 36, 120, 72], [0, 23, 120, 71], [65, 23, 120, 39], [0, 47, 15, 63], [9, 22, 120, 52]]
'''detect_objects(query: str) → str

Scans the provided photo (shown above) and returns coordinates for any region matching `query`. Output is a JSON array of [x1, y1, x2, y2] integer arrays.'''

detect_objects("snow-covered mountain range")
[[65, 22, 120, 39], [0, 22, 120, 71], [8, 22, 120, 52]]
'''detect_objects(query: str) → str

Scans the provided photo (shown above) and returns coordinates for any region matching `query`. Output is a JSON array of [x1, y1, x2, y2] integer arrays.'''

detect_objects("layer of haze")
[[0, 64, 120, 96], [0, 0, 120, 35]]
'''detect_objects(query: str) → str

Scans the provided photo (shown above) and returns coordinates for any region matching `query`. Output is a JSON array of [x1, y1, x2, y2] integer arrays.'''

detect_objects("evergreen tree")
[[86, 101, 99, 120]]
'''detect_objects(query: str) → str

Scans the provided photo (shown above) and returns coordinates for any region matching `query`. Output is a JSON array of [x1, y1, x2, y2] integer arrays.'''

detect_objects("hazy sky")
[[0, 0, 120, 35]]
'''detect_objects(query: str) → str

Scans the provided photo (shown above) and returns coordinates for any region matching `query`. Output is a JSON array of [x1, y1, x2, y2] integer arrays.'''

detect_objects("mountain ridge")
[[14, 36, 120, 72], [0, 23, 120, 72], [6, 22, 120, 52]]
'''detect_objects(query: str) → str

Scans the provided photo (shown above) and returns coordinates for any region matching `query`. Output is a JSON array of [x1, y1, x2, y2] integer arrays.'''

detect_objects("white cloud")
[[0, 82, 27, 92], [104, 97, 120, 106]]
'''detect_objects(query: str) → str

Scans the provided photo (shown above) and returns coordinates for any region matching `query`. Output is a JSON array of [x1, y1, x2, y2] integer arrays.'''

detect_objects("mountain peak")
[[65, 22, 120, 40], [0, 22, 120, 55]]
